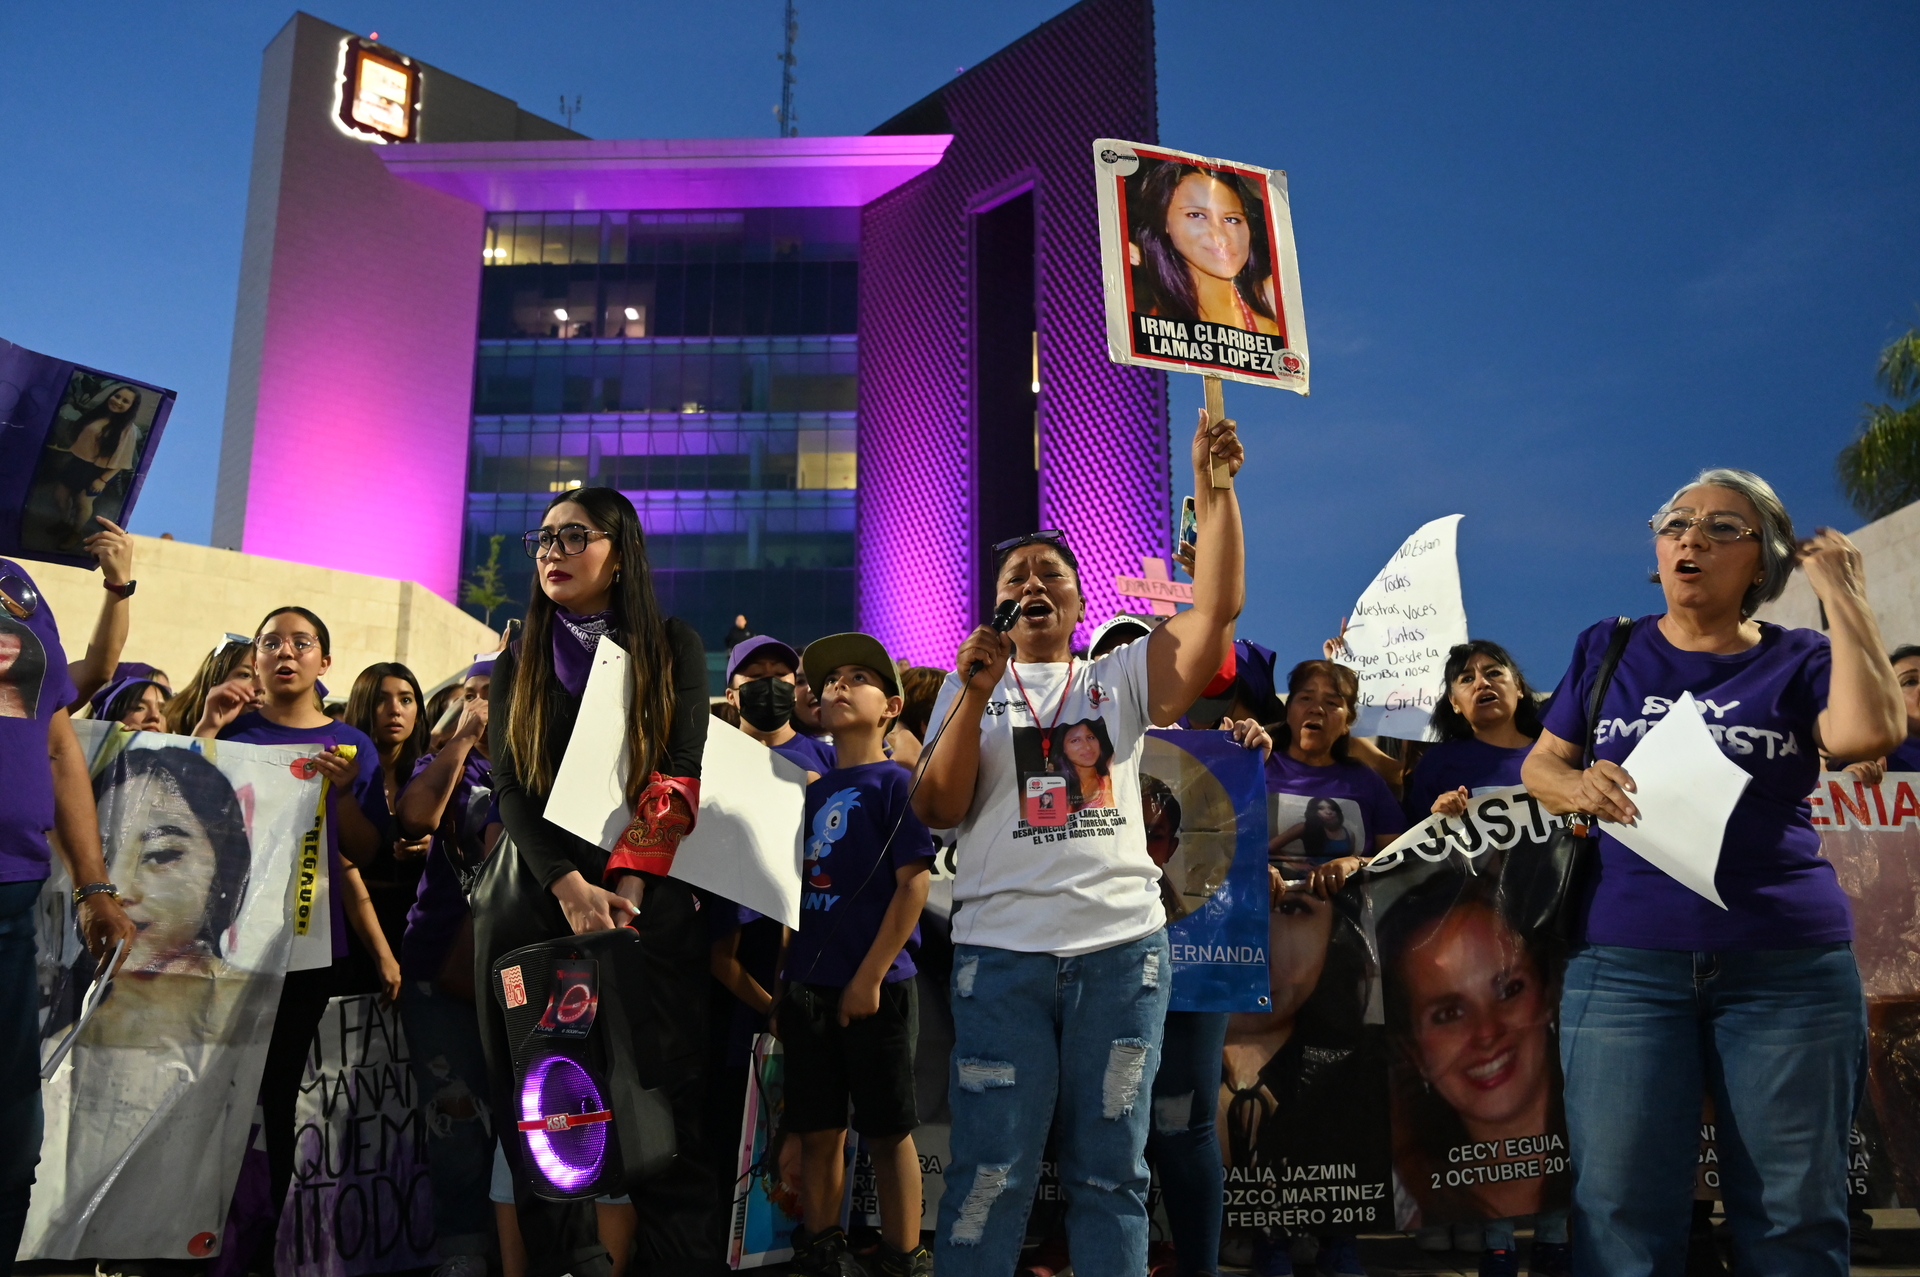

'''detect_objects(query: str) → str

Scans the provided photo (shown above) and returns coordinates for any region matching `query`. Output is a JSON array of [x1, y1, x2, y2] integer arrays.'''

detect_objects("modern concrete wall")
[[1757, 499, 1920, 649], [22, 535, 498, 702], [213, 12, 579, 599]]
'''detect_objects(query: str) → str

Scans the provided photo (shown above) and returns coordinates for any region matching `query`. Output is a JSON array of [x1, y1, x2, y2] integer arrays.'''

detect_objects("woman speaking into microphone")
[[474, 487, 715, 1277], [915, 409, 1246, 1275]]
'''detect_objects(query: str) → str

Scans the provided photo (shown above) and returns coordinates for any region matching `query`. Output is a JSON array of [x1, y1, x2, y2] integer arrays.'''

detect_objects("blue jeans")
[[399, 979, 495, 1257], [0, 880, 45, 1277], [1484, 1208, 1568, 1250], [1149, 1010, 1228, 1276], [1560, 943, 1865, 1277], [934, 931, 1171, 1276]]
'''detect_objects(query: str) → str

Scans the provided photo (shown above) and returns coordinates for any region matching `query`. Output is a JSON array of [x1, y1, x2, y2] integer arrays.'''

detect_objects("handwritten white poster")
[[1339, 515, 1468, 739]]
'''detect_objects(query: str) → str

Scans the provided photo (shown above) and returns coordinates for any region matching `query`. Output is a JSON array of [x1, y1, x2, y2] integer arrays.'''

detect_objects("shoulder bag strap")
[[1581, 617, 1636, 770]]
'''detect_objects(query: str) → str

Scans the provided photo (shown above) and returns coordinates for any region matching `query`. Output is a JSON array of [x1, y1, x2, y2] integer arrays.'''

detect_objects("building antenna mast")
[[559, 94, 583, 129], [774, 0, 799, 137]]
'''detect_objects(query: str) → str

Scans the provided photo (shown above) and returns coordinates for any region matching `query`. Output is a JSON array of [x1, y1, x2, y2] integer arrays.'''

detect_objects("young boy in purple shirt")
[[779, 634, 934, 1277]]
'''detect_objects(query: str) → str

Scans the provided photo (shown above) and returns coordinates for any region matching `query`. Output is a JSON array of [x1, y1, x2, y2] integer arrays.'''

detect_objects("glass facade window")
[[461, 209, 860, 682]]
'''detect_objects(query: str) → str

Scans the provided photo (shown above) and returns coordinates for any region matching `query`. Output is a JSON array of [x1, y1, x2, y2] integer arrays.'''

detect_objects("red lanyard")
[[1010, 656, 1075, 767]]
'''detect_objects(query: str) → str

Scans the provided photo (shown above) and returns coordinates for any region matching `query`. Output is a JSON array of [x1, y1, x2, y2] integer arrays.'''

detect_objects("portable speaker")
[[491, 927, 677, 1200]]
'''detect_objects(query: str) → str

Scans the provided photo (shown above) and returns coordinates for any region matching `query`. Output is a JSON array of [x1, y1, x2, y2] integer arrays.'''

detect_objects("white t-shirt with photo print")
[[929, 637, 1165, 957]]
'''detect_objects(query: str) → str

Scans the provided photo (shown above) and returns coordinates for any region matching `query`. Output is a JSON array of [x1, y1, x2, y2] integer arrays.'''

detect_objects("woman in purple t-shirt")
[[1523, 468, 1904, 1275]]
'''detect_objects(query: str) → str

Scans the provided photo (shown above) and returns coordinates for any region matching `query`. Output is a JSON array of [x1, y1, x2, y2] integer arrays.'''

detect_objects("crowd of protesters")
[[2, 405, 1914, 1277]]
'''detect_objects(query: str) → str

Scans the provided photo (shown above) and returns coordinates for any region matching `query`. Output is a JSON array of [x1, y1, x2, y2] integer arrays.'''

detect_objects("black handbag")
[[1498, 616, 1635, 944]]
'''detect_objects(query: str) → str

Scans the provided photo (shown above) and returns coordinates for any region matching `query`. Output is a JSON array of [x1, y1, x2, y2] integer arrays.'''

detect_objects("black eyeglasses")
[[522, 525, 609, 559], [989, 530, 1068, 556], [0, 574, 39, 620]]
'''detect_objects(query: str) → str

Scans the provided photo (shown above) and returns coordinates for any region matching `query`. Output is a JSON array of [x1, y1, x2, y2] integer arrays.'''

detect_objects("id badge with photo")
[[1024, 774, 1069, 828]]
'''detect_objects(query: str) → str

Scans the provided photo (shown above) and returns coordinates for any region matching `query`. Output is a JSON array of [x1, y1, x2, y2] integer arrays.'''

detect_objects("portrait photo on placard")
[[1093, 139, 1309, 392], [1269, 792, 1367, 865], [1375, 851, 1570, 1227], [20, 371, 162, 554], [1012, 719, 1119, 830], [1219, 863, 1391, 1240]]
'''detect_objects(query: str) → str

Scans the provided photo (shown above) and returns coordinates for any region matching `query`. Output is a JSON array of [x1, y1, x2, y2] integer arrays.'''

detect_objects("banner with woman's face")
[[1093, 140, 1309, 393], [24, 722, 319, 1260]]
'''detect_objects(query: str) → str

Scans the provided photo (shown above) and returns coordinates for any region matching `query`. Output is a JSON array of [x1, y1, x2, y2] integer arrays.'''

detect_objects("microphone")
[[966, 599, 1023, 680]]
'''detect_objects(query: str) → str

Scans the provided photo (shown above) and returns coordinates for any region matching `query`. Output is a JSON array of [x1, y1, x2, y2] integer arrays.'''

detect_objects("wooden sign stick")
[[1202, 374, 1233, 489]]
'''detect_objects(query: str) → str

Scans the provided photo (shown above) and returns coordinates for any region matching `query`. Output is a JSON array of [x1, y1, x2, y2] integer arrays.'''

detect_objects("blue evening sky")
[[3, 2, 1917, 681]]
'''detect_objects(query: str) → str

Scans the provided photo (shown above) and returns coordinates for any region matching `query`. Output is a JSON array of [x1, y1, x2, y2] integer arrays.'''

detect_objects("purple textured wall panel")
[[857, 0, 1167, 667], [232, 15, 485, 600]]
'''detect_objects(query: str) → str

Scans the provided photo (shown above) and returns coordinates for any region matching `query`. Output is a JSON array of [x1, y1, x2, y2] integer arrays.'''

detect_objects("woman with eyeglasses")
[[1521, 468, 1903, 1275], [193, 605, 393, 1220], [474, 488, 712, 1273]]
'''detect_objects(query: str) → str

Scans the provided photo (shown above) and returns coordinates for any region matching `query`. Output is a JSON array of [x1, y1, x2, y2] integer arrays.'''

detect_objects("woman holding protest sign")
[[476, 487, 714, 1274], [193, 605, 391, 1227], [1265, 660, 1406, 886], [915, 407, 1243, 1277], [1523, 468, 1903, 1276], [1405, 641, 1544, 821]]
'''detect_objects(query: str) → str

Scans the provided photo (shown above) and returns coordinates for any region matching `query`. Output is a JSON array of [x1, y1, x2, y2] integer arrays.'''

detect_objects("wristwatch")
[[104, 579, 136, 599], [73, 881, 120, 906]]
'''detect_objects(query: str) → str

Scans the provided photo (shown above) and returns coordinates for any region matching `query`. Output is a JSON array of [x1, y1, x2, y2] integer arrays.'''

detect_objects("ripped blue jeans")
[[934, 931, 1171, 1276]]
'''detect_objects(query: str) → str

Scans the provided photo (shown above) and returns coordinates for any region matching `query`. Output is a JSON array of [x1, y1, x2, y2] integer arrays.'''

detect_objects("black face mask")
[[736, 676, 796, 732]]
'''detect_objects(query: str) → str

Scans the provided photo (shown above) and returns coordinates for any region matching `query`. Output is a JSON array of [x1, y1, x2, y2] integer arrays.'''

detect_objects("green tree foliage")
[[1837, 326, 1920, 521], [460, 534, 511, 627]]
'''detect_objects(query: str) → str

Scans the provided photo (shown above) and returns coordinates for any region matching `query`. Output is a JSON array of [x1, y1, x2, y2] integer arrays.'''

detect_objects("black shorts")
[[777, 979, 919, 1137]]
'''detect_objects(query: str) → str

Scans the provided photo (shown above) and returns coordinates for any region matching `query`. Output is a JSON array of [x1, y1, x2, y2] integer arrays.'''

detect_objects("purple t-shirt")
[[1403, 737, 1532, 822], [1541, 615, 1839, 951], [1264, 750, 1406, 863], [401, 750, 492, 982], [781, 762, 934, 987], [1887, 736, 1920, 773], [772, 732, 836, 775], [0, 560, 78, 882], [221, 711, 382, 958]]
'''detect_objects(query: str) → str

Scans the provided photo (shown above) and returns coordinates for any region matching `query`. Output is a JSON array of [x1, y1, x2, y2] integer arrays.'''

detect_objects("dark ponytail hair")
[[506, 487, 676, 807]]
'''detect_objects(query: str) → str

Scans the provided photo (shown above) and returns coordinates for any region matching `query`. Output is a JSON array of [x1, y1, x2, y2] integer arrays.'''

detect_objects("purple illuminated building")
[[215, 0, 1163, 672]]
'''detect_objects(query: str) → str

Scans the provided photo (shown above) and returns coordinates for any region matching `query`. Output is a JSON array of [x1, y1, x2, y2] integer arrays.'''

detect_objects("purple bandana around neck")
[[552, 609, 616, 697]]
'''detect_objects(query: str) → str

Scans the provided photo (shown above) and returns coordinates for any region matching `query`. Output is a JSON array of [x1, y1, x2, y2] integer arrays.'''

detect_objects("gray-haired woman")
[[1521, 468, 1902, 1276]]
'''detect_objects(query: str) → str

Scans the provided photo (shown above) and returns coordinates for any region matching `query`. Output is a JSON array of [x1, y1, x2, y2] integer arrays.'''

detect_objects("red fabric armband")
[[1200, 645, 1238, 698], [605, 774, 700, 880]]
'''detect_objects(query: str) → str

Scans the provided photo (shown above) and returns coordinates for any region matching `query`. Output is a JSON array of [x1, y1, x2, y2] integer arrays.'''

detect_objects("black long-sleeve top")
[[488, 616, 709, 891]]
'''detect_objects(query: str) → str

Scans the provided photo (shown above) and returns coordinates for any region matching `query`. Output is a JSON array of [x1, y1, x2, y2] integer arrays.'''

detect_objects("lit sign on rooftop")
[[337, 38, 419, 143]]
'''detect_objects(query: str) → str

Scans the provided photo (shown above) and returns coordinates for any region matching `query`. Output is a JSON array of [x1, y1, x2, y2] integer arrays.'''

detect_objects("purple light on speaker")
[[520, 1056, 607, 1191]]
